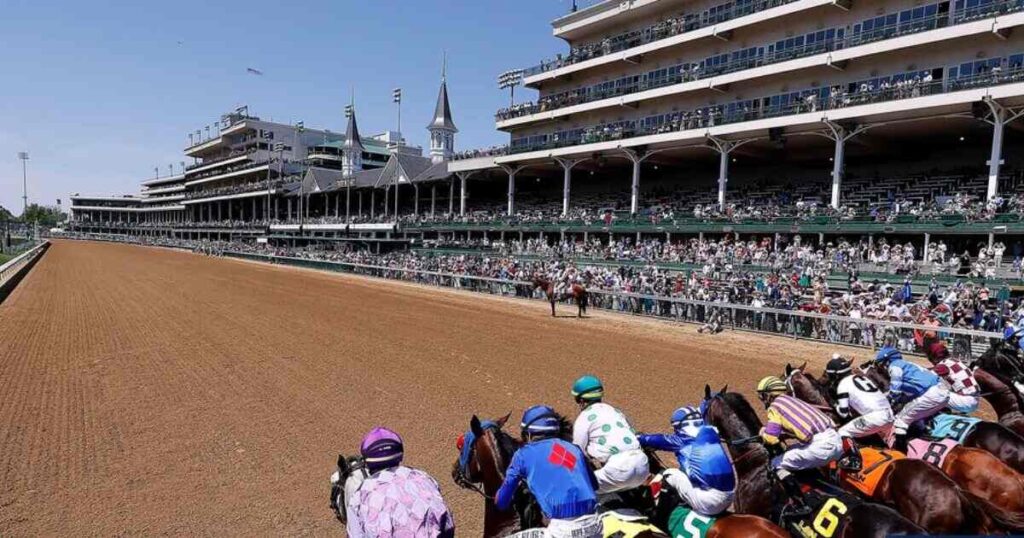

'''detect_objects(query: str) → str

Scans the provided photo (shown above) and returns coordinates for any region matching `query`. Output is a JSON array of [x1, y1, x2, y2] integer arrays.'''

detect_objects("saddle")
[[833, 447, 904, 498], [775, 475, 863, 538]]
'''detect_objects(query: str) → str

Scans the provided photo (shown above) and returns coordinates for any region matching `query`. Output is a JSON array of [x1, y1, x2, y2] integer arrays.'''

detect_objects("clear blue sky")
[[0, 0, 578, 214]]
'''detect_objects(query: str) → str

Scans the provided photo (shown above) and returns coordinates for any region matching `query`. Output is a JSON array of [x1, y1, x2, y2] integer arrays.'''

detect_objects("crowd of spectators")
[[184, 179, 285, 200]]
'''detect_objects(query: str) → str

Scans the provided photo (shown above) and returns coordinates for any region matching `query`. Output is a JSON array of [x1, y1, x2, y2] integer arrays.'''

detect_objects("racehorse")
[[532, 276, 588, 318], [785, 364, 1024, 524], [861, 361, 1024, 475], [453, 414, 542, 537], [700, 386, 927, 537], [648, 476, 790, 538], [454, 413, 668, 537], [974, 367, 1024, 436]]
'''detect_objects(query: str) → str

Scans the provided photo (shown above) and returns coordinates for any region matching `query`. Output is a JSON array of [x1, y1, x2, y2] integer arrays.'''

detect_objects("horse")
[[700, 385, 926, 537], [647, 475, 790, 538], [974, 367, 1024, 436], [976, 342, 1024, 395], [452, 414, 542, 537], [454, 413, 666, 538], [861, 360, 1024, 475], [785, 363, 1024, 525], [532, 276, 588, 318]]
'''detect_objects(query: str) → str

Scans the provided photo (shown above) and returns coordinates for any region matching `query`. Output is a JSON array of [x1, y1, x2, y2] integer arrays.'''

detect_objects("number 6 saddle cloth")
[[834, 447, 905, 498]]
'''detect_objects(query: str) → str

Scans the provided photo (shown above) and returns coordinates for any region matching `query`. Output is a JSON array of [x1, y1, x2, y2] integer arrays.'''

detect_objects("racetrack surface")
[[0, 239, 907, 535]]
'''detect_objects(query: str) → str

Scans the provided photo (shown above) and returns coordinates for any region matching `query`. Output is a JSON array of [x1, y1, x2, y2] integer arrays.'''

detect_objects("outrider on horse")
[[532, 275, 588, 317]]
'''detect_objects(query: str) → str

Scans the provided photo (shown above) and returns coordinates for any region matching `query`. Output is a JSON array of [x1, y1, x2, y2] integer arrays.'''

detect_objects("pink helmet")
[[360, 427, 404, 472]]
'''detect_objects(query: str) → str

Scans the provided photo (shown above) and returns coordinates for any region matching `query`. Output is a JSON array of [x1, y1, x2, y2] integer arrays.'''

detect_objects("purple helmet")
[[360, 427, 404, 472]]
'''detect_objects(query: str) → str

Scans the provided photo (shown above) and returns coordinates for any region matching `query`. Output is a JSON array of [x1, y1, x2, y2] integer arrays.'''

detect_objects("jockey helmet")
[[521, 405, 560, 438], [756, 376, 787, 395], [1005, 325, 1024, 342], [360, 427, 404, 472], [670, 406, 704, 437], [825, 357, 852, 379], [874, 346, 902, 364], [571, 375, 604, 402]]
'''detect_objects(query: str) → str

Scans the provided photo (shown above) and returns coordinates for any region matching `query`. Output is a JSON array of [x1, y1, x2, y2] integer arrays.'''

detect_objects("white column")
[[562, 165, 571, 217], [988, 112, 1005, 200], [431, 185, 437, 217], [831, 135, 845, 209], [460, 175, 467, 216], [631, 158, 641, 215], [717, 150, 729, 211], [414, 184, 419, 215], [507, 170, 516, 216]]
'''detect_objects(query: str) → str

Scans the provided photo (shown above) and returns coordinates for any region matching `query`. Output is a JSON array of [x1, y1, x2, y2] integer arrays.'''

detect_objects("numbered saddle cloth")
[[927, 413, 980, 443], [838, 447, 905, 498], [666, 506, 716, 538], [906, 438, 959, 468], [786, 488, 857, 538]]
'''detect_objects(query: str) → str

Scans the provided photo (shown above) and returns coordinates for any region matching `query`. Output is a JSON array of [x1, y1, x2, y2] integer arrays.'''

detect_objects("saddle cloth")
[[927, 413, 981, 443], [838, 447, 905, 498], [906, 438, 959, 469]]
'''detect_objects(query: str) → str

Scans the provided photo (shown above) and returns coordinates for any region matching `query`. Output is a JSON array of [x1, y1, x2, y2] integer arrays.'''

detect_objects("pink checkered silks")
[[346, 466, 454, 538]]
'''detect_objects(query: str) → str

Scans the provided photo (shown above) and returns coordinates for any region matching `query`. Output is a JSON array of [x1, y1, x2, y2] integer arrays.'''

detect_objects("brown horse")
[[532, 276, 588, 317], [974, 367, 1024, 436], [786, 364, 1024, 527], [700, 386, 927, 537], [861, 360, 1024, 475]]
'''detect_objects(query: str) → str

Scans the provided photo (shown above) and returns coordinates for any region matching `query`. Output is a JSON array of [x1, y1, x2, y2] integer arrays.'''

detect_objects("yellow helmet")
[[756, 376, 787, 394]]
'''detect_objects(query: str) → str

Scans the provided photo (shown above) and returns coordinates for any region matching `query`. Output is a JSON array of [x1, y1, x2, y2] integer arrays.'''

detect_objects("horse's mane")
[[493, 426, 522, 460], [718, 392, 764, 436], [549, 410, 575, 442]]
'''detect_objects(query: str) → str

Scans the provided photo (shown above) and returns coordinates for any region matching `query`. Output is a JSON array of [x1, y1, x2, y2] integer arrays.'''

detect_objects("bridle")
[[455, 424, 505, 500]]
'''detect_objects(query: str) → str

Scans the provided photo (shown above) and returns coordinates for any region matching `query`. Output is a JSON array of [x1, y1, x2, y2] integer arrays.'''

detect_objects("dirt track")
[[0, 240, 882, 536]]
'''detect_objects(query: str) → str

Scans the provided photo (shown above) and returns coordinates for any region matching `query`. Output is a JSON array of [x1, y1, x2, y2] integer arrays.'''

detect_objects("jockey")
[[873, 347, 950, 452], [1005, 324, 1024, 355], [345, 427, 455, 538], [638, 406, 736, 516], [926, 341, 980, 415], [496, 405, 602, 538], [755, 376, 843, 511], [570, 375, 651, 494], [823, 356, 895, 444]]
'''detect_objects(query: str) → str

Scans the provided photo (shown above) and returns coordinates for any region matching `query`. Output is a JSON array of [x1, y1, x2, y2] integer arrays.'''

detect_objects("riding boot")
[[780, 474, 813, 519], [892, 433, 908, 454]]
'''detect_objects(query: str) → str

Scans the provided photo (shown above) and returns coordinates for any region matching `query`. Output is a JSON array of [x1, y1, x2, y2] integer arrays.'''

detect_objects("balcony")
[[507, 66, 1024, 155], [500, 0, 1024, 125], [523, 0, 804, 79]]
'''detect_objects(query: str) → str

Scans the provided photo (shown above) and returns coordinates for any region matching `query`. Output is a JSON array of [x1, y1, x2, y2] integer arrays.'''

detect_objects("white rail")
[[0, 241, 49, 300]]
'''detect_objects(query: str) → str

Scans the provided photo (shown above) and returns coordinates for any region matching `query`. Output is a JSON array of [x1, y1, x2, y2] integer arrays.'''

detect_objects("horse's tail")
[[959, 487, 1024, 533]]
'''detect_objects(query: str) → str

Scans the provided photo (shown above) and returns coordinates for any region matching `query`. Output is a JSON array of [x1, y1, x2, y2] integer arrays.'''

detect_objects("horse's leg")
[[550, 299, 556, 317]]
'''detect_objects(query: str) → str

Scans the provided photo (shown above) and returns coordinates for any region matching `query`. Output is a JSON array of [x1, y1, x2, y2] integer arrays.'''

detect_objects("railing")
[[0, 241, 49, 303], [223, 251, 1002, 356], [509, 68, 1024, 154], [523, 0, 802, 78]]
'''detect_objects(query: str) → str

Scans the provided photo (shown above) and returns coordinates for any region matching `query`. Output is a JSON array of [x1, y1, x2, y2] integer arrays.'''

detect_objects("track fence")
[[0, 240, 50, 303], [224, 250, 1001, 357]]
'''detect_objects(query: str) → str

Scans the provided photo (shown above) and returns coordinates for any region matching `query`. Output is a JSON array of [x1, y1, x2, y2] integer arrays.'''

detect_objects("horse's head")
[[784, 362, 832, 408], [701, 384, 761, 442], [453, 413, 516, 496], [857, 361, 891, 391], [329, 453, 368, 523]]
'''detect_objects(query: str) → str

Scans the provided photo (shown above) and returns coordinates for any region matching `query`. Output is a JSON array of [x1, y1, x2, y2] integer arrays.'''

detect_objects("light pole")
[[17, 152, 28, 216], [498, 69, 524, 108]]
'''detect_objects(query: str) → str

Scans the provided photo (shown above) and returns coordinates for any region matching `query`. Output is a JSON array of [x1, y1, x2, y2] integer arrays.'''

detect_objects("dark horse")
[[785, 363, 1024, 531], [700, 385, 927, 537], [861, 358, 1024, 475], [973, 342, 1024, 437], [452, 413, 542, 537], [532, 276, 588, 317]]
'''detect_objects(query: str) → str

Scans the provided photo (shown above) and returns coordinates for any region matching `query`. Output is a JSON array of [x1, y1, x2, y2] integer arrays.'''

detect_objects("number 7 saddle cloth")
[[835, 447, 905, 498]]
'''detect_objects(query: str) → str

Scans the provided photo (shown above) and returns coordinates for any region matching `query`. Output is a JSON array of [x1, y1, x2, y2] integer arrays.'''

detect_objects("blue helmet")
[[670, 406, 704, 437], [521, 405, 560, 438], [875, 346, 902, 364], [1005, 325, 1023, 342]]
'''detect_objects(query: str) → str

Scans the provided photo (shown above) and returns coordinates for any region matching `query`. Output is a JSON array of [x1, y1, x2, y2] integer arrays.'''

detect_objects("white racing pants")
[[594, 449, 649, 494], [894, 384, 950, 436], [662, 468, 734, 516], [772, 429, 844, 471], [947, 392, 980, 415], [838, 409, 895, 445]]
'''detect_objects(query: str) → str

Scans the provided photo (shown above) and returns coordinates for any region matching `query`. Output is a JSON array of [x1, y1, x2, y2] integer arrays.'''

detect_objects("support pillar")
[[707, 137, 751, 211], [923, 233, 931, 263], [458, 173, 468, 216], [449, 177, 455, 215], [371, 190, 376, 218], [431, 185, 436, 217], [978, 98, 1024, 200], [414, 184, 420, 215], [622, 148, 649, 215], [822, 120, 865, 209], [554, 158, 583, 217]]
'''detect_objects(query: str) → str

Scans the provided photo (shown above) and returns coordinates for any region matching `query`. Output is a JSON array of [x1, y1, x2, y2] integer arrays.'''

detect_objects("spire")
[[343, 94, 364, 153], [427, 54, 458, 133]]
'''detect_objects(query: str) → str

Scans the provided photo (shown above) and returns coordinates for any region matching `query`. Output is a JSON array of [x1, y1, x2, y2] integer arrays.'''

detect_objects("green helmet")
[[571, 375, 604, 402]]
